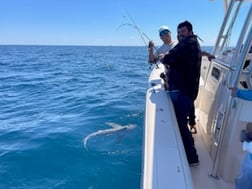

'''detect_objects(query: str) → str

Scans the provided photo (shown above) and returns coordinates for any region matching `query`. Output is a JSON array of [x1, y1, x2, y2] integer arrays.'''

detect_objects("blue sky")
[[0, 0, 227, 46]]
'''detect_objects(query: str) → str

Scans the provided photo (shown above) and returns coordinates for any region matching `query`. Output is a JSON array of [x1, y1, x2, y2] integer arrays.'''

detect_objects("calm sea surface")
[[0, 45, 212, 189], [0, 45, 150, 189]]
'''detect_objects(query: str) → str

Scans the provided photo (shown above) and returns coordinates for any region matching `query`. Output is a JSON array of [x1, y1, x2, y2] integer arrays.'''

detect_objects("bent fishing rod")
[[116, 12, 159, 68]]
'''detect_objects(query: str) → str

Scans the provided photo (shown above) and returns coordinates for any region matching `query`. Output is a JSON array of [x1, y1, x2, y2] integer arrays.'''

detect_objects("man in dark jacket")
[[161, 21, 201, 166]]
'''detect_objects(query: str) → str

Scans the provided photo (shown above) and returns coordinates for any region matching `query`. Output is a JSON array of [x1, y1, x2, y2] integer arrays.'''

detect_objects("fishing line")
[[124, 11, 152, 42], [117, 23, 148, 47], [116, 9, 159, 67], [116, 11, 152, 48]]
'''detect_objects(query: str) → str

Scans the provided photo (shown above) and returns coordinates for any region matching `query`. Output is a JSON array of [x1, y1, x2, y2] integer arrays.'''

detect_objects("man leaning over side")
[[160, 20, 201, 166]]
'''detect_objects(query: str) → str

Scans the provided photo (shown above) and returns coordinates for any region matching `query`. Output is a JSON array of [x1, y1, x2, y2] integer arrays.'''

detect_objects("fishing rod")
[[124, 11, 152, 43], [116, 11, 153, 49], [117, 23, 150, 47], [116, 11, 159, 68]]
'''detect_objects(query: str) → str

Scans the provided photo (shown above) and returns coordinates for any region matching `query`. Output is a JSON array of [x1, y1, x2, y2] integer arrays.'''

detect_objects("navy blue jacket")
[[163, 35, 202, 100]]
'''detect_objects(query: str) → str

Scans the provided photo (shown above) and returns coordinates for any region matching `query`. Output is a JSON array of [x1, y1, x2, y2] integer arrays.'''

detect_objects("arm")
[[148, 41, 156, 63], [202, 51, 215, 61], [230, 87, 252, 101], [236, 89, 252, 101], [161, 42, 182, 66], [148, 47, 156, 63]]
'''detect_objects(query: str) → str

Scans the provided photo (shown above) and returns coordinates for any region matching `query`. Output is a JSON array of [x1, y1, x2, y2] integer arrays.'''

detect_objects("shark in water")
[[83, 122, 136, 150]]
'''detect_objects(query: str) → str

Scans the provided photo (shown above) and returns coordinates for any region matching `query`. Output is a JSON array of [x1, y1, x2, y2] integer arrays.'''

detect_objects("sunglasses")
[[159, 30, 170, 36]]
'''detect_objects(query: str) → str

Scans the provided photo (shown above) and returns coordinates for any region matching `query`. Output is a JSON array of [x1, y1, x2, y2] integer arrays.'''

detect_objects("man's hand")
[[158, 52, 169, 63], [148, 41, 154, 48], [202, 51, 216, 61]]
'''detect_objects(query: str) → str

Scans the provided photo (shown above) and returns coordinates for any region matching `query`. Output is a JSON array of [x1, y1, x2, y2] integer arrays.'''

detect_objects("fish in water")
[[83, 122, 136, 150]]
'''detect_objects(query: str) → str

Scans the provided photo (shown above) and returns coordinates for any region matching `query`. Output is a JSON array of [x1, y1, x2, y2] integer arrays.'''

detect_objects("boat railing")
[[228, 0, 251, 79], [204, 0, 247, 90], [208, 0, 252, 179], [230, 26, 252, 89], [219, 1, 243, 55], [212, 0, 239, 56]]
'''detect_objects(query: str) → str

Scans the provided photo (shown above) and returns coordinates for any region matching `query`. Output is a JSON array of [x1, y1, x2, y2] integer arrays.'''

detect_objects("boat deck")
[[190, 122, 234, 189]]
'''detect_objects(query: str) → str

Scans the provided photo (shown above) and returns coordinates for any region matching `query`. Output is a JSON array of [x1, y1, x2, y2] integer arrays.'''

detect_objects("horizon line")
[[0, 43, 215, 47]]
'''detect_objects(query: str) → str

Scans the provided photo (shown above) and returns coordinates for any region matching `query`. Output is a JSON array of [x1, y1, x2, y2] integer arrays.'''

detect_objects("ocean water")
[[0, 45, 150, 189], [0, 45, 213, 189]]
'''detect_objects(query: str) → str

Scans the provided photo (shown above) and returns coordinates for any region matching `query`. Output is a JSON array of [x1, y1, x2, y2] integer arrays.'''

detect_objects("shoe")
[[189, 161, 200, 167], [189, 124, 197, 134]]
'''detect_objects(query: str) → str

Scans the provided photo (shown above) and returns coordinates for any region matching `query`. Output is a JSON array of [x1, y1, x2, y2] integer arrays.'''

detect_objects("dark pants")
[[169, 91, 199, 164], [188, 103, 196, 126]]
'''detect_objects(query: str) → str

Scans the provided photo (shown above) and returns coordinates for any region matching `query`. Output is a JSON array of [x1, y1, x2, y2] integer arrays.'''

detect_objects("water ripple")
[[0, 45, 148, 189]]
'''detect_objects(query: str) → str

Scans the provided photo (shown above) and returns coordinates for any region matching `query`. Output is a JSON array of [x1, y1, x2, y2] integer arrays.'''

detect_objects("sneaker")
[[189, 161, 200, 167]]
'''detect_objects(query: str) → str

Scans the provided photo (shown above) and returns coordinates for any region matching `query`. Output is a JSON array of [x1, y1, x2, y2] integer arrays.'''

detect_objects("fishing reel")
[[160, 72, 166, 79], [160, 72, 168, 90]]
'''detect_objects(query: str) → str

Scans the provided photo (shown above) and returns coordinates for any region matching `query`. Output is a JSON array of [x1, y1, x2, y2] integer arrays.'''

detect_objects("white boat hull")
[[142, 63, 194, 189]]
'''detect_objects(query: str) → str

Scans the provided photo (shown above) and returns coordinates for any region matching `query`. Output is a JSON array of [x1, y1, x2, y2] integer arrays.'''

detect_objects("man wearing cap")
[[148, 26, 176, 63], [160, 20, 200, 166], [148, 25, 199, 134]]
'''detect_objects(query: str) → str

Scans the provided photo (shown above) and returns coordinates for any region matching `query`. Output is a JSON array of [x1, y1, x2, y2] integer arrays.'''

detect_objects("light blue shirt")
[[236, 89, 252, 101], [155, 41, 176, 57]]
